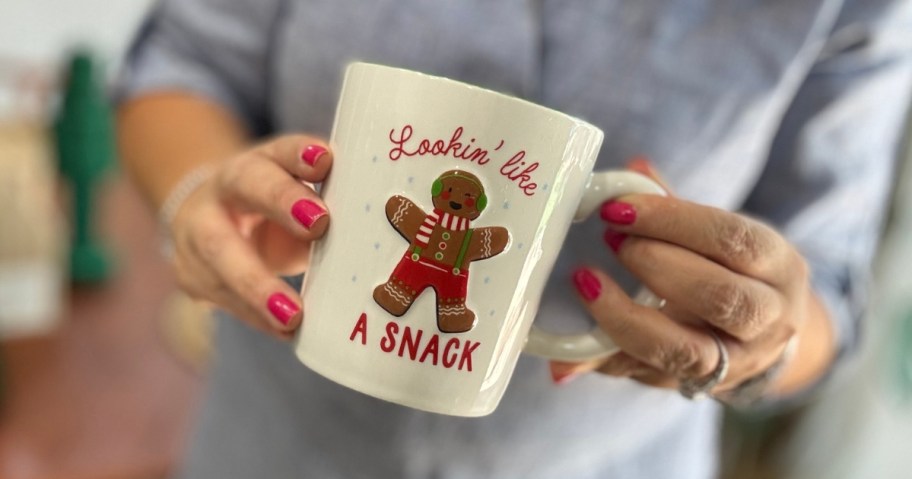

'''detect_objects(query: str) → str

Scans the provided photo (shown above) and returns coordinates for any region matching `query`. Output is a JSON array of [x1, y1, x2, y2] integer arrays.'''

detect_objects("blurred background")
[[0, 1, 910, 478], [0, 1, 207, 478]]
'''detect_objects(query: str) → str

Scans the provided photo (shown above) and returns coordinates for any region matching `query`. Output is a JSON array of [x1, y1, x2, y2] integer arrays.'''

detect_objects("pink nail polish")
[[600, 200, 637, 225], [267, 292, 299, 325], [291, 199, 326, 228], [301, 145, 327, 166], [551, 368, 579, 385], [604, 230, 628, 253], [572, 268, 602, 302], [627, 155, 654, 176]]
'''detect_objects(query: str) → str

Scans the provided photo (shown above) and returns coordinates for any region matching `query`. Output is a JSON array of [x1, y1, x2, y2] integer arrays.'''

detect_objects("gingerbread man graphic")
[[373, 170, 509, 333]]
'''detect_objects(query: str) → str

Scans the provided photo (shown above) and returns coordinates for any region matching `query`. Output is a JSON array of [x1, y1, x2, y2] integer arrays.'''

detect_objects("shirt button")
[[442, 232, 451, 240], [434, 252, 444, 260], [438, 242, 447, 250]]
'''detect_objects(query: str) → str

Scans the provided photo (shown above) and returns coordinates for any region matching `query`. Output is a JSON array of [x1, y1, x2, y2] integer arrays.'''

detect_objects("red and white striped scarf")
[[415, 208, 470, 248]]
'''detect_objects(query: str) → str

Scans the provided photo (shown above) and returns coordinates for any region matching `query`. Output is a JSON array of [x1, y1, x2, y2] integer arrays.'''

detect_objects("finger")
[[600, 195, 797, 286], [612, 233, 783, 341], [257, 134, 333, 182], [220, 158, 330, 240], [595, 352, 651, 377], [571, 267, 722, 380], [174, 244, 296, 341], [652, 301, 704, 328], [188, 211, 304, 333], [548, 354, 658, 384], [548, 360, 599, 384], [253, 221, 313, 275], [593, 353, 679, 389], [550, 353, 680, 390], [209, 287, 297, 341], [628, 370, 679, 389], [590, 316, 746, 390]]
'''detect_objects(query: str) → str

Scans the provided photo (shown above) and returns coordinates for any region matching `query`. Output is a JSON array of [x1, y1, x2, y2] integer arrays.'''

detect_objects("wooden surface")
[[0, 177, 204, 479]]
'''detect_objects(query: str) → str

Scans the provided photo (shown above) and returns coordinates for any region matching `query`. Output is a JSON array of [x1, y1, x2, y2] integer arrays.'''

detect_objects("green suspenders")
[[410, 228, 473, 275], [452, 228, 473, 275]]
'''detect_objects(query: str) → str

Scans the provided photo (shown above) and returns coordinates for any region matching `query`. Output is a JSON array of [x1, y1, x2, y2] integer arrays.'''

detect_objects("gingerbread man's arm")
[[465, 226, 509, 261], [385, 195, 428, 242]]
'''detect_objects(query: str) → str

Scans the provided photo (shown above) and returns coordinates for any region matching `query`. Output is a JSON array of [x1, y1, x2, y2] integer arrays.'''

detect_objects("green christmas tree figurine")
[[54, 50, 115, 283]]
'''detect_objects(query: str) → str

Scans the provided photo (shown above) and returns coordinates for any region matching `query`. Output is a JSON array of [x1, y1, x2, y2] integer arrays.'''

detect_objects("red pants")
[[391, 253, 468, 301]]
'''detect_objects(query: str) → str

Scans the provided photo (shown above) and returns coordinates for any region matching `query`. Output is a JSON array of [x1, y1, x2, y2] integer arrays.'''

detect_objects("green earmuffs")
[[432, 174, 487, 211]]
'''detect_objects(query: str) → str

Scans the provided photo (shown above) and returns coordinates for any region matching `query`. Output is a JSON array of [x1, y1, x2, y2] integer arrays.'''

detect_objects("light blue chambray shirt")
[[120, 1, 912, 478]]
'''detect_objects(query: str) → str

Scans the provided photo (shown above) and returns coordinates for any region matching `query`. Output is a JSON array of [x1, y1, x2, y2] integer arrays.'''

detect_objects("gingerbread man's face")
[[431, 171, 485, 220]]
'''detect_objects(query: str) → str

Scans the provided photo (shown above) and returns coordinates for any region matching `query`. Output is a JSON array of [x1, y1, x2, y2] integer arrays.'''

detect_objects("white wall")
[[0, 0, 154, 120], [0, 0, 153, 65]]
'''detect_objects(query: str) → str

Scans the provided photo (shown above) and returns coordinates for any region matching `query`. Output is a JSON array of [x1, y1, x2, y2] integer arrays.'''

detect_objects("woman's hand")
[[551, 160, 835, 396], [168, 135, 332, 339]]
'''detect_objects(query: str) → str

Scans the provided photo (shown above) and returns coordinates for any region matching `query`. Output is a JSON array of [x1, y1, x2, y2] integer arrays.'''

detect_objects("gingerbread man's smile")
[[448, 201, 463, 210]]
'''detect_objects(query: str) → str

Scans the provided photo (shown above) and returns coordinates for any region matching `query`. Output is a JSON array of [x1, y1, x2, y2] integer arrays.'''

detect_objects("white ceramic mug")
[[295, 63, 665, 417]]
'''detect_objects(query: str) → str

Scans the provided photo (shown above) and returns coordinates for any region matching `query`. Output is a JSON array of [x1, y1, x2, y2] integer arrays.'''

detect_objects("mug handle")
[[523, 170, 667, 362]]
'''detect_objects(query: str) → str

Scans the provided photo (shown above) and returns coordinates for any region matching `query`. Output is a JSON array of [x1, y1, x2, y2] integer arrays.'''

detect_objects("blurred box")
[[0, 122, 66, 338]]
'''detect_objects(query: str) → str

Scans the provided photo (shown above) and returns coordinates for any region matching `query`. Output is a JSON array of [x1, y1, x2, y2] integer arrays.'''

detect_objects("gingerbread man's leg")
[[373, 279, 419, 317], [437, 297, 476, 333], [435, 270, 475, 333], [373, 254, 425, 317]]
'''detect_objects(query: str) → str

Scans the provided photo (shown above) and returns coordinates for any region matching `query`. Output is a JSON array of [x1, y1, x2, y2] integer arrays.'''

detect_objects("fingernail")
[[267, 292, 299, 325], [572, 268, 602, 302], [551, 369, 579, 386], [291, 199, 326, 228], [628, 155, 672, 193], [604, 230, 628, 254], [301, 145, 327, 166], [549, 363, 580, 385], [600, 200, 637, 225], [627, 155, 654, 176]]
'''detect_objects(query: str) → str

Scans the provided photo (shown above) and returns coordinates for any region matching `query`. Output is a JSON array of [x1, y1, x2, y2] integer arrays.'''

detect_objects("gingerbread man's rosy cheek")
[[442, 191, 451, 200], [464, 198, 476, 208]]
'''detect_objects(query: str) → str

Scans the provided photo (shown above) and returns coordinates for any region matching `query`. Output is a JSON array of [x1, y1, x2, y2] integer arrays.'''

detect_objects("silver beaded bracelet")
[[158, 164, 216, 258]]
